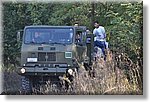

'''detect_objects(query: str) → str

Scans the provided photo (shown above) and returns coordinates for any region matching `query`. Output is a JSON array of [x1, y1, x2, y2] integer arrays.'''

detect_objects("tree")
[[2, 2, 143, 67]]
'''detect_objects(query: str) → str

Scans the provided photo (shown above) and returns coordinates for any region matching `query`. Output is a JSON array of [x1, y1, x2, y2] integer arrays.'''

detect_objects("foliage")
[[104, 2, 143, 63], [2, 2, 143, 67]]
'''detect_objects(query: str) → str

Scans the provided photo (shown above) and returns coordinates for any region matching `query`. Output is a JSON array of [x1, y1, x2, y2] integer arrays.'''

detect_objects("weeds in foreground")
[[1, 51, 142, 95]]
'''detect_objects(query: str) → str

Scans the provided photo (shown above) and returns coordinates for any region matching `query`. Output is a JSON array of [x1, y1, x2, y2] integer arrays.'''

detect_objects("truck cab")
[[18, 25, 88, 76], [17, 25, 92, 92]]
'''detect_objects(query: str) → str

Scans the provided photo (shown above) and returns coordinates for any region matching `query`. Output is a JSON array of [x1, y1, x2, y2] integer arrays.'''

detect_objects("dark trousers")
[[94, 41, 106, 60]]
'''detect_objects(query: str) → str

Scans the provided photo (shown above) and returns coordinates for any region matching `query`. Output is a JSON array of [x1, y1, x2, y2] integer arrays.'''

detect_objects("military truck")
[[17, 25, 94, 93]]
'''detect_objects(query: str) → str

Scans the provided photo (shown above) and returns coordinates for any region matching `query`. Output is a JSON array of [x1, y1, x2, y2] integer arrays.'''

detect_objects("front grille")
[[38, 52, 46, 61], [38, 52, 56, 61], [47, 52, 56, 61]]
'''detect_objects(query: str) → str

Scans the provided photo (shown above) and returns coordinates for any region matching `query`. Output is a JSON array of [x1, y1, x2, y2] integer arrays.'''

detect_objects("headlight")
[[68, 69, 73, 75], [65, 52, 72, 58], [27, 58, 37, 62], [20, 68, 26, 74]]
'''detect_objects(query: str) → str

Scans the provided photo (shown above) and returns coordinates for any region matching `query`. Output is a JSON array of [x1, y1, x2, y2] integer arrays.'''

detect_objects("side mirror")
[[17, 31, 21, 42], [17, 30, 23, 42]]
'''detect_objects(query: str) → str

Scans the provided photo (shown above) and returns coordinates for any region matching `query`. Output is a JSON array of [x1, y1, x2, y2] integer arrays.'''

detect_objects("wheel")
[[21, 76, 32, 94]]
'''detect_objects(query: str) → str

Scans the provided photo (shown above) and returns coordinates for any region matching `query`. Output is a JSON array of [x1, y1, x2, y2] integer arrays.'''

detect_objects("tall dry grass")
[[68, 50, 143, 95], [30, 50, 142, 95], [1, 50, 143, 95]]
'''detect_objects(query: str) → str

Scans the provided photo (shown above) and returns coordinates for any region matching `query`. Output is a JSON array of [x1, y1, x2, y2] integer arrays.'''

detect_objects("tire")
[[21, 76, 32, 94]]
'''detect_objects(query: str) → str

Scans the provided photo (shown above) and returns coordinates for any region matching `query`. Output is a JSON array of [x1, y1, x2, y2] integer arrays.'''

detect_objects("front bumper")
[[17, 66, 72, 76]]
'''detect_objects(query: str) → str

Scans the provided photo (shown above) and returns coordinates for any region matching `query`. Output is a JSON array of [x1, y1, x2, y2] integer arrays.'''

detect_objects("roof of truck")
[[25, 25, 86, 28]]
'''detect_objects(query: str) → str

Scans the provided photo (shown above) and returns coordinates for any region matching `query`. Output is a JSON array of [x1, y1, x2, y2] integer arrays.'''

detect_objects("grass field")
[[1, 51, 143, 95]]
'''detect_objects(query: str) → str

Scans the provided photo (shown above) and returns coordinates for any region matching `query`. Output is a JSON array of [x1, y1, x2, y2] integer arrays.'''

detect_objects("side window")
[[24, 30, 32, 43], [82, 31, 87, 43], [75, 31, 82, 43], [75, 31, 87, 46]]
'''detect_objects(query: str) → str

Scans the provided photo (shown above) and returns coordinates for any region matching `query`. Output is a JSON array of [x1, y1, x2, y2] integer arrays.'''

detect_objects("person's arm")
[[102, 27, 106, 38], [93, 29, 97, 37], [93, 29, 98, 41]]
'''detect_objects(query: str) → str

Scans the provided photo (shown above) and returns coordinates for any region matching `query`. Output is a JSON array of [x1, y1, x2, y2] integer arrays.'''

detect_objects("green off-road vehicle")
[[17, 25, 94, 93]]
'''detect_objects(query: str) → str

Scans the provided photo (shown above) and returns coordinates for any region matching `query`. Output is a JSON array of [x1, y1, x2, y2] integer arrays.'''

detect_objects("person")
[[74, 22, 79, 27], [32, 32, 42, 43], [75, 33, 81, 43], [93, 21, 107, 60]]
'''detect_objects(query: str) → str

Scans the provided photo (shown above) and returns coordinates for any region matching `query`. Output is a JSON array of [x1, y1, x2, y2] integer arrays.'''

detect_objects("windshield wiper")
[[27, 41, 47, 44], [28, 41, 36, 44], [41, 41, 47, 44], [51, 42, 66, 46]]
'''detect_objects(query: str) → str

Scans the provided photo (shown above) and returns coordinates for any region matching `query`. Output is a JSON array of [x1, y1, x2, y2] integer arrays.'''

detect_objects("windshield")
[[24, 27, 74, 44]]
